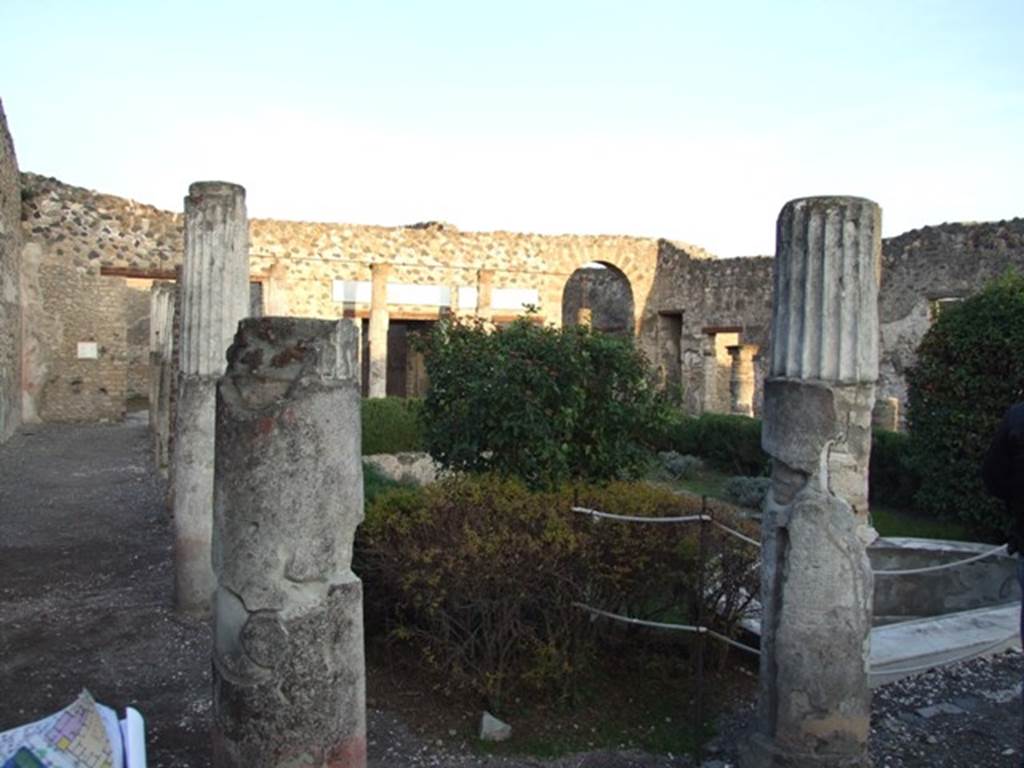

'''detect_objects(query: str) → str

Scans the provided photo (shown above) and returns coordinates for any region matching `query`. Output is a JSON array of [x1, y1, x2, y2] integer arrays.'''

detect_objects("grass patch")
[[649, 463, 734, 503], [870, 504, 976, 541]]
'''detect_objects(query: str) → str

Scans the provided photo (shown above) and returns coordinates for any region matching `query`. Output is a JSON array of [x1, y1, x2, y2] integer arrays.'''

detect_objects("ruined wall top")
[[19, 172, 716, 277]]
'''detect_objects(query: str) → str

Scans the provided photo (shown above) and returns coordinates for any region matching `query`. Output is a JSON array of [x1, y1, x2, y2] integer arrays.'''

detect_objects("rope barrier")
[[571, 504, 1018, 689], [872, 544, 1008, 576], [572, 506, 1009, 572], [711, 520, 762, 548], [573, 601, 762, 657], [571, 506, 708, 524], [571, 506, 762, 548]]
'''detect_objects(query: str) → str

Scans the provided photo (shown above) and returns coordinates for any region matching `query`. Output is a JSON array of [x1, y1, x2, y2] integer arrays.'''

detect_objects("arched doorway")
[[561, 262, 634, 335]]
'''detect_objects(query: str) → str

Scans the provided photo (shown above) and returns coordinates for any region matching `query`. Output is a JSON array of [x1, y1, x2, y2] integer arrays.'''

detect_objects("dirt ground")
[[2, 417, 1024, 767]]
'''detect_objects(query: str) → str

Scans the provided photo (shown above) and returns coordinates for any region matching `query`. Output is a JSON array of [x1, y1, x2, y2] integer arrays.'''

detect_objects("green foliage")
[[869, 430, 920, 509], [658, 451, 704, 480], [357, 475, 759, 711], [361, 397, 424, 455], [362, 460, 414, 506], [417, 318, 666, 488], [906, 272, 1024, 535], [722, 476, 771, 509], [657, 411, 769, 476]]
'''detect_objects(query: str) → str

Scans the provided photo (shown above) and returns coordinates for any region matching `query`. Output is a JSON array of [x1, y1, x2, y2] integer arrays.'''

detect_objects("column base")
[[739, 733, 871, 768]]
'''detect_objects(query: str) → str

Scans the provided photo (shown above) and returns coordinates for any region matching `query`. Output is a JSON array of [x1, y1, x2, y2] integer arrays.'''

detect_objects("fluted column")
[[212, 318, 366, 768], [367, 264, 390, 398], [727, 344, 758, 417], [741, 196, 880, 768], [173, 181, 250, 615]]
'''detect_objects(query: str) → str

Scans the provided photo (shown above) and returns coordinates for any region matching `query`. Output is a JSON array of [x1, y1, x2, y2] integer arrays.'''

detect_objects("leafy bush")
[[657, 412, 768, 476], [361, 397, 424, 455], [869, 429, 919, 509], [417, 318, 666, 488], [357, 475, 759, 710], [906, 272, 1024, 534], [722, 476, 771, 510], [363, 460, 414, 506], [658, 451, 703, 479]]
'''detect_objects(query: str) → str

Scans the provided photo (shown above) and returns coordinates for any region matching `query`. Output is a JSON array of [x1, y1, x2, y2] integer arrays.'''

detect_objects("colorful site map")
[[0, 691, 116, 768]]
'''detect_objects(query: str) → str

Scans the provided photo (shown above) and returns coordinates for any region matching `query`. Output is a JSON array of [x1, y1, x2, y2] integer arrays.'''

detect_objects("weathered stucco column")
[[212, 318, 366, 768], [173, 181, 249, 615], [741, 196, 880, 768], [727, 343, 758, 417], [476, 268, 494, 322], [149, 281, 176, 476], [367, 263, 389, 398]]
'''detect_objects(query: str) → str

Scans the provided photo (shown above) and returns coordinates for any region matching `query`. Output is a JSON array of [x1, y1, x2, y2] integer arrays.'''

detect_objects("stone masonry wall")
[[16, 171, 1024, 425], [0, 100, 21, 442], [20, 173, 182, 422], [878, 219, 1024, 417], [20, 174, 713, 421]]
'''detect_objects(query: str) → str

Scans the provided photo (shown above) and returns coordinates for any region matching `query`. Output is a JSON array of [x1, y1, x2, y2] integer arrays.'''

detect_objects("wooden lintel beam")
[[100, 266, 178, 281]]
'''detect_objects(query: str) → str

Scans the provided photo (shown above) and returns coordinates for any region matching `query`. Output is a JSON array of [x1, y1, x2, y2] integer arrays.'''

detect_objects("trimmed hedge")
[[356, 475, 759, 711], [658, 410, 926, 511], [361, 397, 424, 455], [656, 411, 768, 476], [906, 272, 1024, 535]]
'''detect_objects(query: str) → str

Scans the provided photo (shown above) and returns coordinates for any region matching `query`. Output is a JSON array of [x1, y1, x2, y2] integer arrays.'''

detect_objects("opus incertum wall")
[[13, 167, 1024, 428]]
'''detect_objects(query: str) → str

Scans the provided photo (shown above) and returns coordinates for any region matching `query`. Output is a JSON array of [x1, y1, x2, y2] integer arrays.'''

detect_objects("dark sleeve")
[[983, 412, 1012, 501]]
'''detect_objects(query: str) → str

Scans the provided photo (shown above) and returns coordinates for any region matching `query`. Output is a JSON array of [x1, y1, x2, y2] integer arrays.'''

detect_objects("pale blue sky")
[[1, 0, 1021, 256]]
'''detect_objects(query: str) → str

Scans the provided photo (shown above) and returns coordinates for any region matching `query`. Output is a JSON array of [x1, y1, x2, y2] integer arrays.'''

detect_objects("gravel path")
[[1, 419, 1022, 767]]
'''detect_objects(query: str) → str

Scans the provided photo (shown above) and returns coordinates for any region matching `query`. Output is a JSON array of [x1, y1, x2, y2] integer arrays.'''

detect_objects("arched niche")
[[561, 261, 635, 336]]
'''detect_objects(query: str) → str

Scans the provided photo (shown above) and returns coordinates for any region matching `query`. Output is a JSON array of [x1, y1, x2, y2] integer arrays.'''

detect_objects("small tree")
[[906, 272, 1024, 536], [418, 317, 665, 489]]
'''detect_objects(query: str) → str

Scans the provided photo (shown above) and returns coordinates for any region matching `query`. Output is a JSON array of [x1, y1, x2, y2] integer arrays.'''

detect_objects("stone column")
[[727, 344, 758, 417], [173, 181, 249, 615], [741, 196, 880, 768], [701, 334, 718, 413], [149, 282, 176, 476], [367, 264, 389, 398], [212, 318, 366, 768], [476, 269, 494, 322]]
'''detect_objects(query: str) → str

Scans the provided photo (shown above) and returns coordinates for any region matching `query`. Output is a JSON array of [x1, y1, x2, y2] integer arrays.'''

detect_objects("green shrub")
[[417, 318, 666, 489], [869, 429, 919, 509], [362, 460, 414, 506], [906, 272, 1024, 535], [657, 411, 768, 476], [722, 476, 771, 509], [658, 451, 703, 479], [357, 475, 759, 711], [361, 397, 424, 455]]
